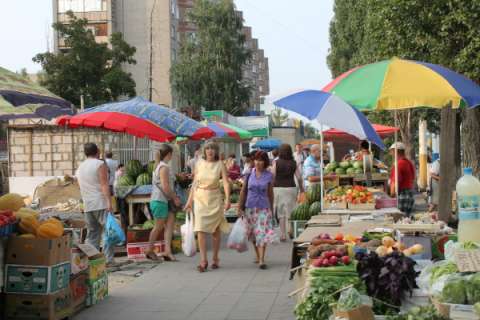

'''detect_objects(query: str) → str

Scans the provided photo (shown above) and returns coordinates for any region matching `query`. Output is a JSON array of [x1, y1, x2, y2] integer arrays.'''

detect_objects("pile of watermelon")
[[117, 159, 154, 187], [325, 160, 366, 175], [291, 184, 323, 221]]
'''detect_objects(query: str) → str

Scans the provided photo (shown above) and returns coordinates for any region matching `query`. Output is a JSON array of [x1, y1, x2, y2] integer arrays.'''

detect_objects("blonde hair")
[[203, 142, 220, 161]]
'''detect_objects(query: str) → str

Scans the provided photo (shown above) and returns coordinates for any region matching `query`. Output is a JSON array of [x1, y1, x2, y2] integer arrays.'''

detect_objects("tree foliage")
[[270, 108, 289, 127], [327, 0, 480, 167], [170, 0, 252, 115], [33, 12, 136, 107]]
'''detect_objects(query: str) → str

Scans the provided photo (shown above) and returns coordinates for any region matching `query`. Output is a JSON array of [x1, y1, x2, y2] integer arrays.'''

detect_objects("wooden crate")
[[347, 202, 376, 211], [324, 200, 347, 210]]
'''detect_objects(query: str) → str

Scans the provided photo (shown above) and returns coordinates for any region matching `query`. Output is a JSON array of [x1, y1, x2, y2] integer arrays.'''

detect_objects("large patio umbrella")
[[252, 138, 282, 151], [323, 124, 399, 140], [207, 121, 253, 141], [273, 90, 385, 211], [56, 96, 214, 142], [0, 66, 73, 119], [322, 57, 480, 203]]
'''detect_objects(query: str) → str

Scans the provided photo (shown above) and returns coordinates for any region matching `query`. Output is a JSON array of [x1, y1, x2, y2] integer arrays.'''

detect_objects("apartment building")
[[53, 0, 179, 107], [53, 0, 269, 111]]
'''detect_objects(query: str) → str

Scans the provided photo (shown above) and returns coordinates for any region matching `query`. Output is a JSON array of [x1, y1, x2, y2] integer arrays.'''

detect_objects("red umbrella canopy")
[[323, 124, 399, 141], [56, 97, 214, 142]]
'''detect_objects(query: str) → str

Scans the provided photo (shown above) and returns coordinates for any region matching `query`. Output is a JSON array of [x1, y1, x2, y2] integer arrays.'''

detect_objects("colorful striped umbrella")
[[323, 57, 480, 110], [207, 121, 253, 141], [0, 66, 73, 119], [56, 96, 214, 142], [323, 124, 399, 140]]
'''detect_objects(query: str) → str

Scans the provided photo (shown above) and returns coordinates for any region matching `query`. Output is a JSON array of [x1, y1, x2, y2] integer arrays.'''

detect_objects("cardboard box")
[[5, 288, 72, 320], [86, 273, 108, 307], [6, 234, 71, 266], [334, 305, 375, 320], [70, 272, 88, 312], [64, 219, 87, 245], [70, 247, 89, 275], [88, 256, 106, 283], [126, 241, 165, 260], [5, 262, 71, 295], [432, 299, 480, 319]]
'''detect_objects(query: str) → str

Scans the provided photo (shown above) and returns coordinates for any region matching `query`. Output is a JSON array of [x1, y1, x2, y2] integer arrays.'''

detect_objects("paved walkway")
[[75, 241, 296, 320]]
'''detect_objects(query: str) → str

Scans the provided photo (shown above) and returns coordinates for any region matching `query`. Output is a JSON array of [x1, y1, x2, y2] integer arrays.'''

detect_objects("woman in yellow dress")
[[185, 142, 231, 272]]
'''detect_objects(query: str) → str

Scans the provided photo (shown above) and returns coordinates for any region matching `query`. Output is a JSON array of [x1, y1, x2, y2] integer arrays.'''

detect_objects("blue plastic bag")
[[103, 213, 125, 246]]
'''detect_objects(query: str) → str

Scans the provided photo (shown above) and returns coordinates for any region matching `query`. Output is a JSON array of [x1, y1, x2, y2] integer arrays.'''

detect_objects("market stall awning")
[[323, 124, 399, 140], [207, 121, 253, 141], [273, 90, 385, 150], [0, 66, 73, 120], [56, 96, 214, 142], [252, 138, 282, 151]]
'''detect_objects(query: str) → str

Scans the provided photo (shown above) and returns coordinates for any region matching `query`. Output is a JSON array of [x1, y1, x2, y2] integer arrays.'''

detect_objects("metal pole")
[[394, 111, 399, 205], [320, 125, 324, 212], [80, 95, 84, 112]]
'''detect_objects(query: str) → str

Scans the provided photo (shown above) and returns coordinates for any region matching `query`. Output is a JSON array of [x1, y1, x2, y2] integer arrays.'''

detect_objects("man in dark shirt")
[[389, 142, 416, 216]]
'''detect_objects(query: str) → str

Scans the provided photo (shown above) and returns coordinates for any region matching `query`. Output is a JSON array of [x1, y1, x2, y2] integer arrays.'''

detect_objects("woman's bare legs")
[[197, 231, 208, 271], [162, 212, 176, 260], [258, 245, 267, 269], [212, 227, 221, 268], [146, 219, 165, 260]]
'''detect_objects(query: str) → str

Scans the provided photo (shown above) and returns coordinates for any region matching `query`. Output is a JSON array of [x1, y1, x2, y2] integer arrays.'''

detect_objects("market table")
[[123, 185, 152, 226], [290, 220, 380, 279]]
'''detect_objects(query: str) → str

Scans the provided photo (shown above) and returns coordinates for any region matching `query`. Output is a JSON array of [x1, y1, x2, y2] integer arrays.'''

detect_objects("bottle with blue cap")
[[456, 167, 480, 242]]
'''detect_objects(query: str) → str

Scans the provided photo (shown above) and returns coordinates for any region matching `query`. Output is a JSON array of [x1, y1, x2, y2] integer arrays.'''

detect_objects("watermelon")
[[329, 161, 338, 169], [326, 163, 337, 171], [136, 173, 152, 185], [309, 201, 322, 216], [346, 167, 356, 175], [353, 161, 363, 169], [292, 203, 310, 221], [126, 160, 144, 179], [307, 184, 322, 204], [147, 161, 156, 175], [335, 168, 346, 175], [354, 168, 364, 174], [339, 161, 351, 169], [117, 175, 135, 187]]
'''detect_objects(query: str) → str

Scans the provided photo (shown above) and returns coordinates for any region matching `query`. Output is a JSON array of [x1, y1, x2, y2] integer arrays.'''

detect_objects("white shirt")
[[76, 158, 108, 212], [430, 160, 440, 176], [105, 158, 118, 186]]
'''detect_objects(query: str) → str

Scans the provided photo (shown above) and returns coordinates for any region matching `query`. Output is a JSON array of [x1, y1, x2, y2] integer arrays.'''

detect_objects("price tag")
[[454, 249, 480, 272]]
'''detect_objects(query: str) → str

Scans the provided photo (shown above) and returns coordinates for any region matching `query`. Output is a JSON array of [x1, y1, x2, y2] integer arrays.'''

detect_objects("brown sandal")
[[211, 259, 220, 269], [162, 253, 177, 262], [197, 261, 208, 273], [145, 251, 162, 262]]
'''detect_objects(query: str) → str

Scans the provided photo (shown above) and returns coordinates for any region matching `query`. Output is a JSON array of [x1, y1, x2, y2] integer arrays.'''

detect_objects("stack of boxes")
[[4, 235, 72, 320]]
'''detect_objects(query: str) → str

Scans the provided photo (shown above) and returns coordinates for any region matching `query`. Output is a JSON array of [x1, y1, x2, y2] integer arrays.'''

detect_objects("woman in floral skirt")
[[238, 151, 277, 269]]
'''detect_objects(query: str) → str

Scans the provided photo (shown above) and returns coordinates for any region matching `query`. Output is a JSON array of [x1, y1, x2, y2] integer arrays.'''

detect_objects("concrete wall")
[[8, 125, 114, 178], [271, 127, 300, 149]]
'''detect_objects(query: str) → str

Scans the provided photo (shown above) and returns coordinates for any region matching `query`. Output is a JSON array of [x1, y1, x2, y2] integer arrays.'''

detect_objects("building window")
[[94, 23, 108, 36], [58, 0, 106, 13]]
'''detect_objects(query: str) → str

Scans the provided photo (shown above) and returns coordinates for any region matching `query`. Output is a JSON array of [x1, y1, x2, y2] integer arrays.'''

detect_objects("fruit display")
[[136, 173, 152, 186], [374, 236, 424, 257], [306, 183, 322, 204], [325, 160, 366, 175], [324, 185, 374, 205], [291, 203, 312, 221], [309, 201, 322, 216], [311, 247, 351, 268], [0, 193, 25, 211], [147, 161, 156, 175], [18, 215, 65, 239], [117, 175, 136, 187], [126, 159, 144, 179]]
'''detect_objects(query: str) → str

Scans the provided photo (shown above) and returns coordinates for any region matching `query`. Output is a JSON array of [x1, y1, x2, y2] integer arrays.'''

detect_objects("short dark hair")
[[278, 144, 294, 161], [228, 154, 236, 159], [254, 151, 270, 168], [84, 143, 99, 157], [360, 140, 369, 150], [117, 164, 124, 170], [272, 149, 279, 157], [105, 151, 113, 159]]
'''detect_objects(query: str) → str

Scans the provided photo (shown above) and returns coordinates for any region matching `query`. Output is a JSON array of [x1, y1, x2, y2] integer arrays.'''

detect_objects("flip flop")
[[162, 254, 177, 262], [145, 251, 162, 262]]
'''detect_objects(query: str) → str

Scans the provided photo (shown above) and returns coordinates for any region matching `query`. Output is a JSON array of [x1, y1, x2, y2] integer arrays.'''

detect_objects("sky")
[[0, 0, 334, 98]]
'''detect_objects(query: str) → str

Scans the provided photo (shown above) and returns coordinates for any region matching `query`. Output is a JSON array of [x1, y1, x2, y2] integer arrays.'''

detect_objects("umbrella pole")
[[394, 111, 399, 206], [320, 126, 324, 212]]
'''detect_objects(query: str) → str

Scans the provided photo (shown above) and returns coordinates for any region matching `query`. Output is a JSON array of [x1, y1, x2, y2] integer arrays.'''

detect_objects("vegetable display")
[[336, 287, 362, 311], [386, 306, 448, 320], [295, 265, 362, 320], [355, 251, 418, 307]]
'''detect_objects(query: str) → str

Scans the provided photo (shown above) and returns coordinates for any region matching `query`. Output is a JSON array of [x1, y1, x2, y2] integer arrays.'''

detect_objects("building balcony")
[[57, 11, 109, 23]]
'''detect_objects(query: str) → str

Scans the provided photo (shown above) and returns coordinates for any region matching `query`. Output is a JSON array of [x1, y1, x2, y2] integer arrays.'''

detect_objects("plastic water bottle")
[[456, 168, 480, 243]]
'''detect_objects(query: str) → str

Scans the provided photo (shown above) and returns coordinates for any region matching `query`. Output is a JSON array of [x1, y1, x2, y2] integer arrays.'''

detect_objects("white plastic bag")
[[227, 217, 249, 253], [181, 212, 196, 257]]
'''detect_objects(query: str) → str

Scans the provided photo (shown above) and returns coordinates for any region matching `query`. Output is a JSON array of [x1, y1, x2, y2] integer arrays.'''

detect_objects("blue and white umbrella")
[[273, 90, 385, 150], [252, 138, 282, 151]]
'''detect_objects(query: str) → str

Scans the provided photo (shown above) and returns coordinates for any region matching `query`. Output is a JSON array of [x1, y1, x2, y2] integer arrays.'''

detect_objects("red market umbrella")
[[323, 124, 399, 141], [56, 97, 214, 142]]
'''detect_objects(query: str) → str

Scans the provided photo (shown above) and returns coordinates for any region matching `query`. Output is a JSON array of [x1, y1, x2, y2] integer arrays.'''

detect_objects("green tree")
[[170, 0, 252, 115], [270, 108, 289, 127], [33, 11, 136, 107]]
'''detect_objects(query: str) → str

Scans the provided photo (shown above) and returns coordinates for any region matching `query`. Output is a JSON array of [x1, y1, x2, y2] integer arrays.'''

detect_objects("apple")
[[341, 256, 350, 265], [329, 256, 338, 265], [312, 259, 323, 268]]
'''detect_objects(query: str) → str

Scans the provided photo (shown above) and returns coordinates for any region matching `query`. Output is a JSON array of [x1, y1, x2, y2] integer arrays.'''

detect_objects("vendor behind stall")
[[303, 144, 322, 189], [226, 154, 241, 181], [389, 142, 416, 216], [343, 140, 387, 170]]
